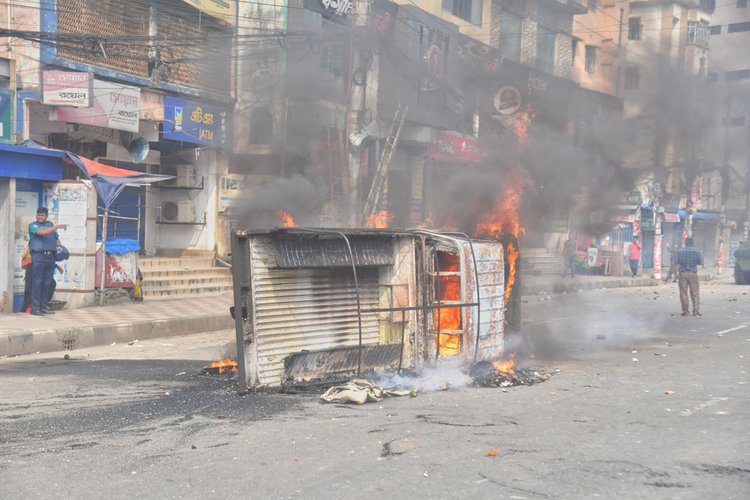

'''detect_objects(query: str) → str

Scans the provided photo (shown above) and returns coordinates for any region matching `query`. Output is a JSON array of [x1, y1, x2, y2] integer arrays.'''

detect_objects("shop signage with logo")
[[163, 96, 230, 148], [493, 86, 521, 116], [55, 79, 140, 132], [321, 0, 352, 16], [425, 131, 483, 164], [42, 71, 92, 107]]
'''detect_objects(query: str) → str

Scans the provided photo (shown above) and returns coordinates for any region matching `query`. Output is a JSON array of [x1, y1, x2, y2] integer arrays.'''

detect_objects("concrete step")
[[142, 276, 233, 289], [139, 257, 214, 270], [140, 267, 231, 279], [143, 284, 233, 299]]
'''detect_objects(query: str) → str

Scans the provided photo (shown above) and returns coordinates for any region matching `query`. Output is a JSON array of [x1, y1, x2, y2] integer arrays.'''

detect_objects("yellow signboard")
[[180, 0, 235, 24]]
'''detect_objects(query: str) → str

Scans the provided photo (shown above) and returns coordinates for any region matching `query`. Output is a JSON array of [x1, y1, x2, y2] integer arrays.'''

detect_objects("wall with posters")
[[42, 181, 98, 309], [0, 179, 14, 311]]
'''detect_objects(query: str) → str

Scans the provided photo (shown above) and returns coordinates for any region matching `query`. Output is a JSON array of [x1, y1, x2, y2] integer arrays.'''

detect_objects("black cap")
[[36, 207, 48, 215]]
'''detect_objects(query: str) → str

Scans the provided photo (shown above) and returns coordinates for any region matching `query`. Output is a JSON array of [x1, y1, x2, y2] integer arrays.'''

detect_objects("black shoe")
[[30, 310, 45, 316], [42, 309, 55, 315], [693, 312, 702, 317], [681, 312, 689, 316]]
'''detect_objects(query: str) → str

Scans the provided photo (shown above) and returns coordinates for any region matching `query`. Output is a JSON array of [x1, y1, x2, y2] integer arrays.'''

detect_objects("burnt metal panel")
[[283, 344, 403, 385], [463, 241, 505, 361], [249, 236, 381, 387], [272, 236, 394, 268]]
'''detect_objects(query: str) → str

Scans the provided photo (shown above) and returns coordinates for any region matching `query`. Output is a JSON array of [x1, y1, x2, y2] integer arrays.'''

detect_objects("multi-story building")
[[621, 0, 714, 269], [705, 0, 750, 262], [0, 0, 236, 310]]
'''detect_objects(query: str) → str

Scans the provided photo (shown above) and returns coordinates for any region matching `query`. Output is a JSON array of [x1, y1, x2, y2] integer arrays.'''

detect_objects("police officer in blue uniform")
[[28, 207, 67, 316]]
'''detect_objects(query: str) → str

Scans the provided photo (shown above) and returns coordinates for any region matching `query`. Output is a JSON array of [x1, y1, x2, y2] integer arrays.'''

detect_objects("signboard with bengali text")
[[42, 71, 92, 107], [55, 79, 140, 132], [163, 96, 230, 149]]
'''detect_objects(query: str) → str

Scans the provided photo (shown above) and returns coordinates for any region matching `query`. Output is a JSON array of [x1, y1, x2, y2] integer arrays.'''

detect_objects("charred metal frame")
[[231, 228, 514, 390]]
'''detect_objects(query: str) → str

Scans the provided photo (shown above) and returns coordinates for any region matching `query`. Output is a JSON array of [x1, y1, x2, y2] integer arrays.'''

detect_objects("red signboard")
[[425, 131, 483, 164]]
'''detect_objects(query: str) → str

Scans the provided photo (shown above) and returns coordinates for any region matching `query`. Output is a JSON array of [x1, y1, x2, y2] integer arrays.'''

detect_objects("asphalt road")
[[1, 280, 748, 499]]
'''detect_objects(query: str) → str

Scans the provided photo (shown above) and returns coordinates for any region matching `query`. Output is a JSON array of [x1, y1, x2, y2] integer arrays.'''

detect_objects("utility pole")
[[346, 0, 370, 226]]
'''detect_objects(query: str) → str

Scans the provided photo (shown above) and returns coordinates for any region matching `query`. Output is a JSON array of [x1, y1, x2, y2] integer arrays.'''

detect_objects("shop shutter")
[[249, 236, 381, 387]]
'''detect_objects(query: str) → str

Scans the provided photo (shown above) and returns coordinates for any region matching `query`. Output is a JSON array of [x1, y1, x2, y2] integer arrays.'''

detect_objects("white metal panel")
[[461, 240, 505, 361], [249, 236, 380, 387]]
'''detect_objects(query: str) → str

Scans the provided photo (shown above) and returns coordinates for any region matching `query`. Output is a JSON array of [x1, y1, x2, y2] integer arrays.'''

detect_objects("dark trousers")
[[31, 253, 55, 312], [629, 259, 639, 277], [562, 256, 576, 277], [678, 272, 700, 314], [23, 268, 56, 312]]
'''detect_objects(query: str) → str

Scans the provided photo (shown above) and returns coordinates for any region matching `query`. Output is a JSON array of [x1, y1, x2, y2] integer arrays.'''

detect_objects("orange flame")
[[492, 353, 516, 374], [512, 105, 534, 148], [277, 210, 296, 228], [435, 253, 461, 356], [417, 213, 436, 229], [205, 357, 238, 374], [366, 209, 393, 228], [504, 242, 519, 304], [474, 172, 529, 239]]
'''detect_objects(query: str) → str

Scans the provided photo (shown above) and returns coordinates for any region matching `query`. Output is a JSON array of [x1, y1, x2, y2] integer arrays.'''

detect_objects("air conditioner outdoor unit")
[[161, 200, 195, 223], [162, 165, 195, 187]]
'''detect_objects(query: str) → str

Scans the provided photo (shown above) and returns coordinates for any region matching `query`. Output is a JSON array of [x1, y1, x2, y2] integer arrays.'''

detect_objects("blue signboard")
[[163, 96, 231, 149]]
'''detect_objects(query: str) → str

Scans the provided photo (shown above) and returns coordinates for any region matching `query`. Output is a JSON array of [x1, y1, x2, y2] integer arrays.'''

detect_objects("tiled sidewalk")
[[0, 294, 234, 357]]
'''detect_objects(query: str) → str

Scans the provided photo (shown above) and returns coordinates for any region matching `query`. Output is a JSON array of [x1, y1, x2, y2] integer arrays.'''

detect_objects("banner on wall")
[[13, 191, 39, 293], [55, 79, 140, 132], [44, 182, 89, 251], [42, 71, 92, 107]]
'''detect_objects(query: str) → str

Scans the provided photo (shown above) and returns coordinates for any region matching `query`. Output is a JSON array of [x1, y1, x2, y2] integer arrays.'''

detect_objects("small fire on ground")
[[470, 355, 551, 388], [203, 357, 238, 375]]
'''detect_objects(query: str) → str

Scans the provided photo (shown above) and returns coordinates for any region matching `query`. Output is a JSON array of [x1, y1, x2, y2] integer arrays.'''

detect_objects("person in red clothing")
[[627, 236, 641, 278]]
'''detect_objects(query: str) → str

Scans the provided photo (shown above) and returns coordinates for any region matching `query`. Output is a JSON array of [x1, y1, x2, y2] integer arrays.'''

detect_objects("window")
[[585, 45, 596, 73], [738, 0, 748, 8], [726, 69, 750, 81], [700, 0, 716, 12], [728, 22, 750, 33], [536, 25, 556, 74], [499, 9, 522, 62], [625, 67, 640, 89], [628, 17, 642, 40], [687, 21, 710, 47], [710, 25, 721, 35], [442, 0, 482, 25], [706, 72, 718, 82]]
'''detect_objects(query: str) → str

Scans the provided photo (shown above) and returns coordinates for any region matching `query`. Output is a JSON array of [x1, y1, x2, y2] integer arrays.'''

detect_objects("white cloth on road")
[[320, 378, 410, 405]]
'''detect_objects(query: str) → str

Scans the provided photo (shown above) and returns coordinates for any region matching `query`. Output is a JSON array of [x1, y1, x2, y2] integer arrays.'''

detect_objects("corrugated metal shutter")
[[250, 236, 381, 387], [693, 222, 717, 267]]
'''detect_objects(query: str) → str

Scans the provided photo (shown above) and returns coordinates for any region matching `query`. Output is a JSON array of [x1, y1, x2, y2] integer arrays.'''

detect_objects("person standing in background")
[[627, 236, 641, 278], [676, 237, 703, 317], [28, 207, 67, 316], [562, 234, 578, 278]]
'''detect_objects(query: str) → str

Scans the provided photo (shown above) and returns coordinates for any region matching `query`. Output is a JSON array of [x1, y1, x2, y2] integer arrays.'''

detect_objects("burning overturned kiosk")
[[229, 228, 520, 391]]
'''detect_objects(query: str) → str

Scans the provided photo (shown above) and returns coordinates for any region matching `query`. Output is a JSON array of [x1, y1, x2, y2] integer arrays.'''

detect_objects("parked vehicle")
[[735, 246, 750, 284]]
